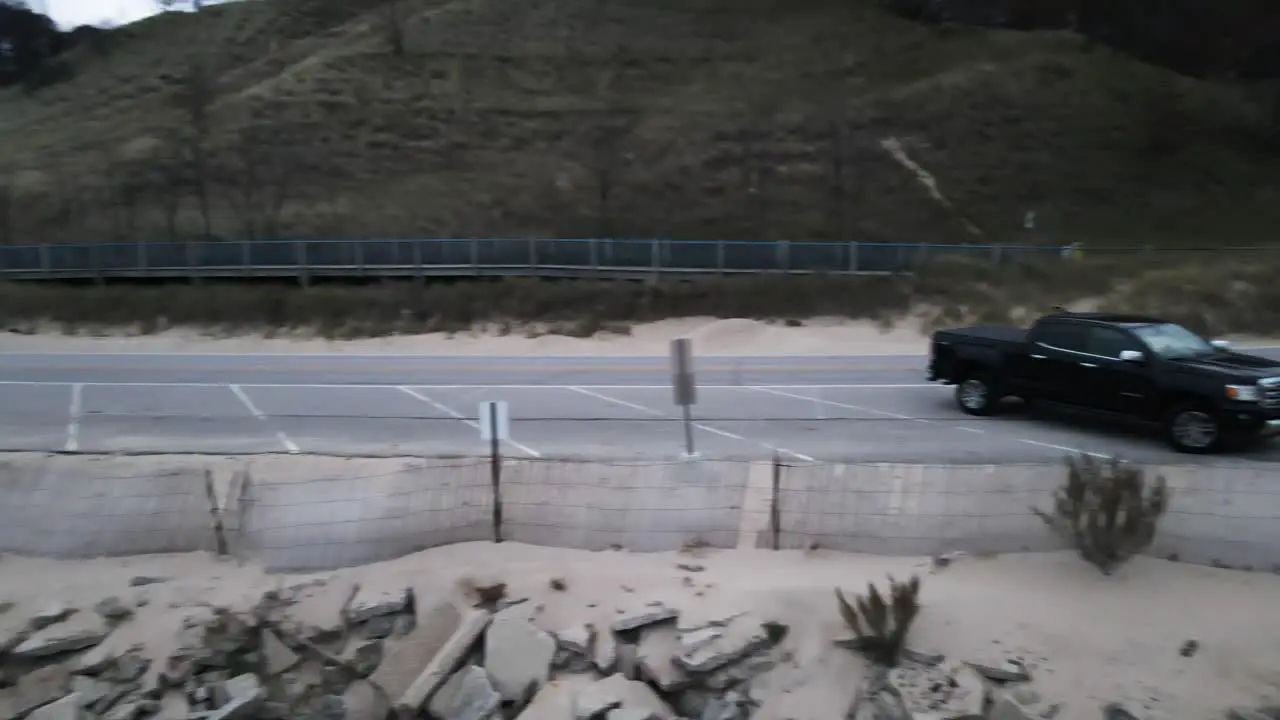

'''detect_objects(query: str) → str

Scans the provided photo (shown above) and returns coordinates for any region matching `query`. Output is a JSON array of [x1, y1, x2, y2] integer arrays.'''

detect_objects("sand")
[[0, 543, 1276, 720], [0, 317, 930, 356], [4, 317, 1278, 357]]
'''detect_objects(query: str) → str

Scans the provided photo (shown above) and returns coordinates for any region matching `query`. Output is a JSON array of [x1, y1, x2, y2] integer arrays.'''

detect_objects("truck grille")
[[1262, 378, 1280, 408]]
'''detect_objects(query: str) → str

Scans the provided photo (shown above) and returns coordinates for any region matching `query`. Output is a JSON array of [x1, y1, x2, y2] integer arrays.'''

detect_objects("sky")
[[43, 0, 162, 28]]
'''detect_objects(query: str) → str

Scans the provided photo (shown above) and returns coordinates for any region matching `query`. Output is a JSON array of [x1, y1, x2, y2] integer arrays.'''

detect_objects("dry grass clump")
[[833, 575, 922, 667], [1032, 454, 1170, 575]]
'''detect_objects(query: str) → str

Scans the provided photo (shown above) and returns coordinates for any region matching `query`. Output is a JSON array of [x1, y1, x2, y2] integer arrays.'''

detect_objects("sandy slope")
[[0, 318, 929, 355], [0, 543, 1276, 720]]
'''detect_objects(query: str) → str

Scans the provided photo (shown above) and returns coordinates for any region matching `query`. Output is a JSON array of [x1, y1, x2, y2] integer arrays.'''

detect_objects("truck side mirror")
[[1119, 350, 1145, 363], [1210, 339, 1231, 350]]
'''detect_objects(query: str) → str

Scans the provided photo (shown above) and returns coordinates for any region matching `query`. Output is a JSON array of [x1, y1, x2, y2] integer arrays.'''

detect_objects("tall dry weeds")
[[1032, 454, 1170, 575]]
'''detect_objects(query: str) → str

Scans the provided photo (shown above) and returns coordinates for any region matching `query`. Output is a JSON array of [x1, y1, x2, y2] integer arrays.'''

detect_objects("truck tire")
[[955, 373, 1000, 416], [1163, 403, 1223, 454]]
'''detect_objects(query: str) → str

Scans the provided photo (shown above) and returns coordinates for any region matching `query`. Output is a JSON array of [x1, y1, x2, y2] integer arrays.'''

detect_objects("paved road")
[[1, 350, 1279, 465]]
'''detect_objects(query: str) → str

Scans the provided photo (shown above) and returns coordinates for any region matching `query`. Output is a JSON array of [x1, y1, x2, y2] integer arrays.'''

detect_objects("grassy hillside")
[[1, 0, 1278, 250]]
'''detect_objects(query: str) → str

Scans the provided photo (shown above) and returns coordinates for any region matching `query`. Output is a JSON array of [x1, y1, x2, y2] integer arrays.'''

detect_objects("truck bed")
[[933, 324, 1028, 345]]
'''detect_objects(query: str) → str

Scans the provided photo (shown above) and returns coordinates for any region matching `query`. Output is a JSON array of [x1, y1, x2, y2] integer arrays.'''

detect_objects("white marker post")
[[671, 338, 698, 458], [479, 400, 510, 542]]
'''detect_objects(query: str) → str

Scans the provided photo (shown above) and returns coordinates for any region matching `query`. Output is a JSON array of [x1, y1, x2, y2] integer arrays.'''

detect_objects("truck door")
[[1081, 326, 1158, 417], [1021, 321, 1089, 403]]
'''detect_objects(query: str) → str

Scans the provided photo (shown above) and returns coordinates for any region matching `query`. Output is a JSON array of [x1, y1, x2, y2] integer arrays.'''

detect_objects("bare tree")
[[222, 123, 301, 241], [152, 132, 189, 242], [171, 55, 216, 238], [0, 171, 13, 245], [384, 0, 406, 56], [99, 153, 147, 242]]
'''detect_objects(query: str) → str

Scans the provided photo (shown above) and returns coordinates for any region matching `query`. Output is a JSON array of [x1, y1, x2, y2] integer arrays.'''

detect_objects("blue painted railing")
[[0, 238, 1089, 280]]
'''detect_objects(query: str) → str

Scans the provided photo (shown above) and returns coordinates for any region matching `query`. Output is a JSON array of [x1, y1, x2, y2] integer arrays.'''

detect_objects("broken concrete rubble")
[[485, 604, 557, 702]]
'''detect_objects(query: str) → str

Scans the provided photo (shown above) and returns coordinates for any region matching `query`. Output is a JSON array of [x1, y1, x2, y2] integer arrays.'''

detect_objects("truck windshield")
[[1131, 323, 1215, 359]]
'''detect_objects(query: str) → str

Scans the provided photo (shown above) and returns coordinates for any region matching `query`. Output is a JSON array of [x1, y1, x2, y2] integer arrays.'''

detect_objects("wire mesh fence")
[[1, 453, 1276, 573]]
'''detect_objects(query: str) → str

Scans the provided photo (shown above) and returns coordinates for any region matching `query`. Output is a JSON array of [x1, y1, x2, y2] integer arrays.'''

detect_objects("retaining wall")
[[0, 453, 1275, 573]]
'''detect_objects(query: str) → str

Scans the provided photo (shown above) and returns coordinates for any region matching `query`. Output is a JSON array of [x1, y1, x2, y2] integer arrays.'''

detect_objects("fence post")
[[295, 240, 310, 288], [490, 425, 504, 543], [716, 240, 725, 275], [651, 239, 661, 279], [137, 242, 148, 277], [847, 242, 859, 273], [470, 238, 480, 276], [770, 452, 781, 551], [38, 243, 50, 278]]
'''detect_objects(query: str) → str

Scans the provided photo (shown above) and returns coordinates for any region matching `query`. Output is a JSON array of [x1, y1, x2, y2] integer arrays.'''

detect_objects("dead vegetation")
[[4, 252, 1280, 339], [1033, 454, 1171, 575], [1, 0, 1278, 248], [833, 575, 922, 667]]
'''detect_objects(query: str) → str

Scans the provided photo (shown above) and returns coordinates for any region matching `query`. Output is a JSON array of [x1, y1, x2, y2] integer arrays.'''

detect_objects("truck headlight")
[[1226, 384, 1259, 402]]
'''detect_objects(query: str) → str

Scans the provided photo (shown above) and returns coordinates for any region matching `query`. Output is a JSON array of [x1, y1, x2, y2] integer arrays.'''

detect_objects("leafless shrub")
[[1032, 454, 1170, 575], [833, 575, 921, 667]]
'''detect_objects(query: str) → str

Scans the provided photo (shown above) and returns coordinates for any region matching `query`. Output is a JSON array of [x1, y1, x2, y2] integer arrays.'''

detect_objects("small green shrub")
[[1033, 454, 1170, 575], [833, 574, 921, 667]]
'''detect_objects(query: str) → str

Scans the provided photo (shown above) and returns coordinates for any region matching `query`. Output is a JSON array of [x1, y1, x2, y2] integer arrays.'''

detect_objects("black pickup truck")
[[927, 311, 1280, 453]]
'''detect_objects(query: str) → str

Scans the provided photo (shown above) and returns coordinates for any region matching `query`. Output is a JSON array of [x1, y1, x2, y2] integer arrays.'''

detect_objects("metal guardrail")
[[0, 238, 1078, 280]]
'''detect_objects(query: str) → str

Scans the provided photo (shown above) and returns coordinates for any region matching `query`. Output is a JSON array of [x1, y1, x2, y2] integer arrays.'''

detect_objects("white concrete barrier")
[[0, 454, 1274, 573]]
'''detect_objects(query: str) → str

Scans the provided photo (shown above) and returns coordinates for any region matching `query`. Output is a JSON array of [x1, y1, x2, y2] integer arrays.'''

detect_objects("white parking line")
[[755, 386, 1110, 458], [228, 384, 300, 454], [569, 386, 815, 462], [397, 386, 541, 458], [0, 381, 937, 389], [64, 383, 82, 452]]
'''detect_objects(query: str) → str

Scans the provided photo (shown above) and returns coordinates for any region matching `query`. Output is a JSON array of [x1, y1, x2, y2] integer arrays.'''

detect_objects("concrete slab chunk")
[[485, 606, 556, 702], [370, 596, 462, 701], [428, 665, 501, 720], [393, 608, 490, 717]]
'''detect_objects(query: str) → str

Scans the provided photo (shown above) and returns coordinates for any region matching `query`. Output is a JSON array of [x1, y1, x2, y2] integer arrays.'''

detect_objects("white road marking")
[[2, 347, 1275, 357], [754, 386, 938, 426], [1015, 438, 1109, 458], [228, 384, 299, 453], [0, 381, 938, 389], [397, 386, 541, 457], [569, 386, 815, 462], [64, 383, 82, 452]]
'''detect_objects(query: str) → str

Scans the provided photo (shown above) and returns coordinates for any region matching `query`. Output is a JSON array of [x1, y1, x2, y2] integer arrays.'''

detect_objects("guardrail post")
[[716, 240, 725, 275], [354, 241, 364, 277], [38, 244, 50, 278], [137, 242, 148, 277], [412, 239, 424, 283], [241, 241, 251, 277], [185, 241, 197, 285], [847, 241, 859, 273], [777, 241, 790, 273], [589, 239, 600, 275], [528, 238, 538, 270], [991, 245, 1002, 266], [91, 244, 104, 285], [470, 238, 480, 276], [650, 239, 661, 279], [295, 240, 310, 288]]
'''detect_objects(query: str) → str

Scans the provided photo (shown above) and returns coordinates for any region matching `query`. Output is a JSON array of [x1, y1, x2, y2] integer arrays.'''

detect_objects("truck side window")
[[1086, 327, 1141, 358], [1032, 322, 1087, 351]]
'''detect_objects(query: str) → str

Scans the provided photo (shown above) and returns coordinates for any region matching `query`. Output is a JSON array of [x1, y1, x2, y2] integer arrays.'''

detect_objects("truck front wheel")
[[1164, 403, 1223, 454], [956, 374, 1000, 416]]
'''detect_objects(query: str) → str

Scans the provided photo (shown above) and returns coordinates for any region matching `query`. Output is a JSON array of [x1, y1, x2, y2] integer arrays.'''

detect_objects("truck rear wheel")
[[956, 374, 1000, 416], [1164, 403, 1223, 454]]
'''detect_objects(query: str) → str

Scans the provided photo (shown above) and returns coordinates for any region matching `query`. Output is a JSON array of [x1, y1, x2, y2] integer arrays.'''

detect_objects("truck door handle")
[[1079, 362, 1098, 368], [1030, 354, 1046, 360]]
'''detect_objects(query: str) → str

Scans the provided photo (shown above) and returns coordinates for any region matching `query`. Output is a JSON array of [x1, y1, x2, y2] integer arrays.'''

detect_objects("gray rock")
[[260, 629, 300, 676], [1228, 709, 1274, 720], [363, 615, 396, 640], [0, 665, 76, 719], [989, 690, 1039, 720], [594, 630, 618, 675], [346, 585, 409, 624], [673, 615, 771, 675], [368, 596, 462, 701], [484, 607, 556, 702], [573, 683, 621, 719], [30, 602, 76, 630], [12, 618, 109, 659], [428, 665, 501, 720], [608, 710, 661, 720], [968, 660, 1032, 683], [102, 651, 149, 684], [342, 639, 384, 678], [699, 695, 746, 720], [302, 694, 346, 720], [93, 597, 134, 623], [128, 576, 169, 587], [634, 625, 690, 692], [27, 694, 88, 720], [341, 679, 390, 720], [76, 641, 143, 675], [590, 674, 676, 720], [557, 624, 594, 656], [612, 607, 678, 633], [208, 673, 265, 720], [70, 675, 113, 707]]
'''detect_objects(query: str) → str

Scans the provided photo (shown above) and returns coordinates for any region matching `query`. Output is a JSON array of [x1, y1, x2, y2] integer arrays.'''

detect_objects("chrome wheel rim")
[[959, 379, 988, 410], [1172, 411, 1217, 448]]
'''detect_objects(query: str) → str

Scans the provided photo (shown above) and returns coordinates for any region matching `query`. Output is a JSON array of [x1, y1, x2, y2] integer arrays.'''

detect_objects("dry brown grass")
[[5, 254, 1280, 338], [1, 0, 1278, 249]]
